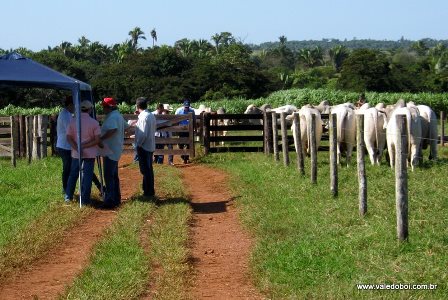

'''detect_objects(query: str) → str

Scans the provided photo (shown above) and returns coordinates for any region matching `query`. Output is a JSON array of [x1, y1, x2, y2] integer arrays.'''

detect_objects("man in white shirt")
[[134, 97, 156, 197], [56, 96, 74, 193]]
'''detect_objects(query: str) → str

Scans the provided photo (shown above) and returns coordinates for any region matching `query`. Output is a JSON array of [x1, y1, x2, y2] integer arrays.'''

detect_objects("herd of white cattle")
[[243, 100, 439, 171]]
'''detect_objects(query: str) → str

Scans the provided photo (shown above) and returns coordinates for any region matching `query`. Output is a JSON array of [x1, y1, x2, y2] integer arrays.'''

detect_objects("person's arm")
[[67, 134, 77, 150], [101, 128, 117, 141], [135, 117, 147, 146], [82, 134, 100, 148]]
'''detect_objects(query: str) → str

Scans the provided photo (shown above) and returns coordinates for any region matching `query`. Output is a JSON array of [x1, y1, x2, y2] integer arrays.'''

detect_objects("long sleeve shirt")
[[135, 109, 156, 152]]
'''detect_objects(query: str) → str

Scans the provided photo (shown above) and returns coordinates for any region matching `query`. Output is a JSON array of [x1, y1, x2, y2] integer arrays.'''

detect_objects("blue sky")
[[1, 0, 447, 51]]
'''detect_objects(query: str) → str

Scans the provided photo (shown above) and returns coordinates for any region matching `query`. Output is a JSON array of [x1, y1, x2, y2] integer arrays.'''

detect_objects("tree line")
[[1, 28, 447, 108]]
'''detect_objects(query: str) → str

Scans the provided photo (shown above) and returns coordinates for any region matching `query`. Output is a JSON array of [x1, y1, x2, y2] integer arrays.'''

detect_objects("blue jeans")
[[57, 148, 72, 192], [103, 157, 121, 207], [137, 147, 155, 196], [65, 158, 95, 205]]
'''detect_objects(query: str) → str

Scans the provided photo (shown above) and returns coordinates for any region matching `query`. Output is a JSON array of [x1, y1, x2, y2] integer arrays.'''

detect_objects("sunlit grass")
[[198, 148, 448, 299], [0, 157, 90, 281]]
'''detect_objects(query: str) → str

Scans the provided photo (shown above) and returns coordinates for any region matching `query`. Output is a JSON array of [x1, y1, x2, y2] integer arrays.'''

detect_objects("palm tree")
[[150, 28, 157, 47], [211, 33, 222, 54], [329, 45, 349, 71], [113, 41, 133, 63], [128, 27, 146, 50], [279, 35, 287, 47], [175, 38, 192, 57]]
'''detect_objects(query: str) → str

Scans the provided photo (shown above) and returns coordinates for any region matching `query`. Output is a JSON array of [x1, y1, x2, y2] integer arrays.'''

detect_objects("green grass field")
[[2, 145, 447, 298], [198, 149, 448, 299]]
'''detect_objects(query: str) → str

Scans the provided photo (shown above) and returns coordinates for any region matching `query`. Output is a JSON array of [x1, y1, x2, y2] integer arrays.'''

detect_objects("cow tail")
[[337, 109, 347, 142], [373, 110, 379, 153]]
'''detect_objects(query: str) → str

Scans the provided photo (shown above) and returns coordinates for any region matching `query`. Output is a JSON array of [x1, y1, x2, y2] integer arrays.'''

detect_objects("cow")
[[386, 105, 422, 171], [330, 104, 356, 166], [361, 107, 388, 165], [216, 107, 228, 145], [244, 104, 264, 125], [416, 104, 438, 160], [291, 106, 323, 157]]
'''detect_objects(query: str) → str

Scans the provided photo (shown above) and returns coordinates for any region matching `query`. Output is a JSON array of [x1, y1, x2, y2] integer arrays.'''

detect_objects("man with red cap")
[[99, 97, 129, 208]]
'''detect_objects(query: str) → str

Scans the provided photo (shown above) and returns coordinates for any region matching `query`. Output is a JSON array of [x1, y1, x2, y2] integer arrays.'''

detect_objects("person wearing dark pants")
[[137, 146, 155, 196], [99, 97, 129, 208], [56, 96, 74, 193], [65, 100, 101, 205], [134, 97, 156, 197]]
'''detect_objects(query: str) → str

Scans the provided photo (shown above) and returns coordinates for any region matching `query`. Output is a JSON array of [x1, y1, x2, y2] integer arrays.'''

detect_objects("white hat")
[[80, 100, 93, 110]]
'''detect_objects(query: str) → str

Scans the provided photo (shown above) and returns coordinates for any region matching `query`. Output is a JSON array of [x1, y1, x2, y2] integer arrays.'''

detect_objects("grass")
[[0, 157, 91, 281], [63, 164, 191, 299], [198, 148, 448, 299], [65, 200, 155, 300], [147, 165, 191, 299]]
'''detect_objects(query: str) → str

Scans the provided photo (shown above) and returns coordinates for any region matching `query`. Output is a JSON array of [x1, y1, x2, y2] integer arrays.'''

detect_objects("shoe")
[[169, 162, 174, 166], [64, 195, 71, 203]]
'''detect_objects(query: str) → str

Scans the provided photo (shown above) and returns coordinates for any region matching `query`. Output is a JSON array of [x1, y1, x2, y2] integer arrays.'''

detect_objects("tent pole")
[[73, 85, 83, 208], [92, 100, 105, 201]]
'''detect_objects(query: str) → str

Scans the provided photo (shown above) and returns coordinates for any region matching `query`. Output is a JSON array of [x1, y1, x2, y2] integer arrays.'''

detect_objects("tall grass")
[[199, 151, 448, 299]]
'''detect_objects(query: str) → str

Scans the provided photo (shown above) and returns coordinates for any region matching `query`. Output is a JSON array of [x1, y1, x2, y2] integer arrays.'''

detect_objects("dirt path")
[[181, 164, 263, 300], [0, 153, 141, 300]]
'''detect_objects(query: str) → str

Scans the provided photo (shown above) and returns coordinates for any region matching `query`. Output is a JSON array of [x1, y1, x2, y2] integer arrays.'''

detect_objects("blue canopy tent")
[[0, 52, 93, 207]]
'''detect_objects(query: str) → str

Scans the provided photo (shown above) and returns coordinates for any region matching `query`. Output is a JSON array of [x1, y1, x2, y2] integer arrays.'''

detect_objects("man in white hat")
[[65, 100, 101, 205]]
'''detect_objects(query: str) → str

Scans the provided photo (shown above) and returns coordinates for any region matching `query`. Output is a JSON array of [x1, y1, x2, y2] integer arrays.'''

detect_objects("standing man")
[[134, 97, 156, 197], [175, 99, 195, 164], [65, 100, 101, 205], [100, 97, 129, 208], [56, 96, 74, 194]]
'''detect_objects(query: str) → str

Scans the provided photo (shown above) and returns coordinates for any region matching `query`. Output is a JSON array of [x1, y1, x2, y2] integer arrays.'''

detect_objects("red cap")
[[102, 97, 117, 107]]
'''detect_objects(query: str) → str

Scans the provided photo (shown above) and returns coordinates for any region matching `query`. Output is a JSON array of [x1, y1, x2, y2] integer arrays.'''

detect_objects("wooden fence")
[[1, 113, 195, 166]]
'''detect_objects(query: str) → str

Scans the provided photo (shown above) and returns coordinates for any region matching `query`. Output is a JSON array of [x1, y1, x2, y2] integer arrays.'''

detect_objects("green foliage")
[[338, 49, 391, 92]]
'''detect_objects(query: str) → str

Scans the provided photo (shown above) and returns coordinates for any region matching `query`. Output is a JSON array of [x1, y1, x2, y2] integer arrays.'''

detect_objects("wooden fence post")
[[396, 115, 409, 241], [292, 113, 304, 175], [329, 113, 338, 197], [188, 113, 195, 158], [280, 112, 290, 166], [38, 114, 48, 158], [49, 114, 57, 156], [26, 116, 32, 164], [272, 113, 279, 161], [10, 116, 18, 167], [263, 111, 273, 155], [310, 114, 317, 184], [203, 112, 210, 155], [32, 115, 41, 159], [19, 115, 26, 157], [441, 111, 445, 147], [356, 114, 367, 216]]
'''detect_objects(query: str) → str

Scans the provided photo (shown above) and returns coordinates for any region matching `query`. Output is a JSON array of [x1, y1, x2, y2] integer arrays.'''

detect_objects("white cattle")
[[417, 104, 438, 160], [315, 100, 331, 114], [216, 107, 228, 145], [362, 107, 388, 165], [270, 104, 298, 115], [244, 104, 264, 125], [331, 104, 356, 166], [194, 104, 208, 116], [291, 107, 323, 157], [386, 106, 421, 171]]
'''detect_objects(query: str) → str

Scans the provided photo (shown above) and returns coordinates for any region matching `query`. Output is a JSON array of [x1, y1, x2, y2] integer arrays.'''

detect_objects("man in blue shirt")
[[175, 99, 195, 164], [100, 97, 129, 208]]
